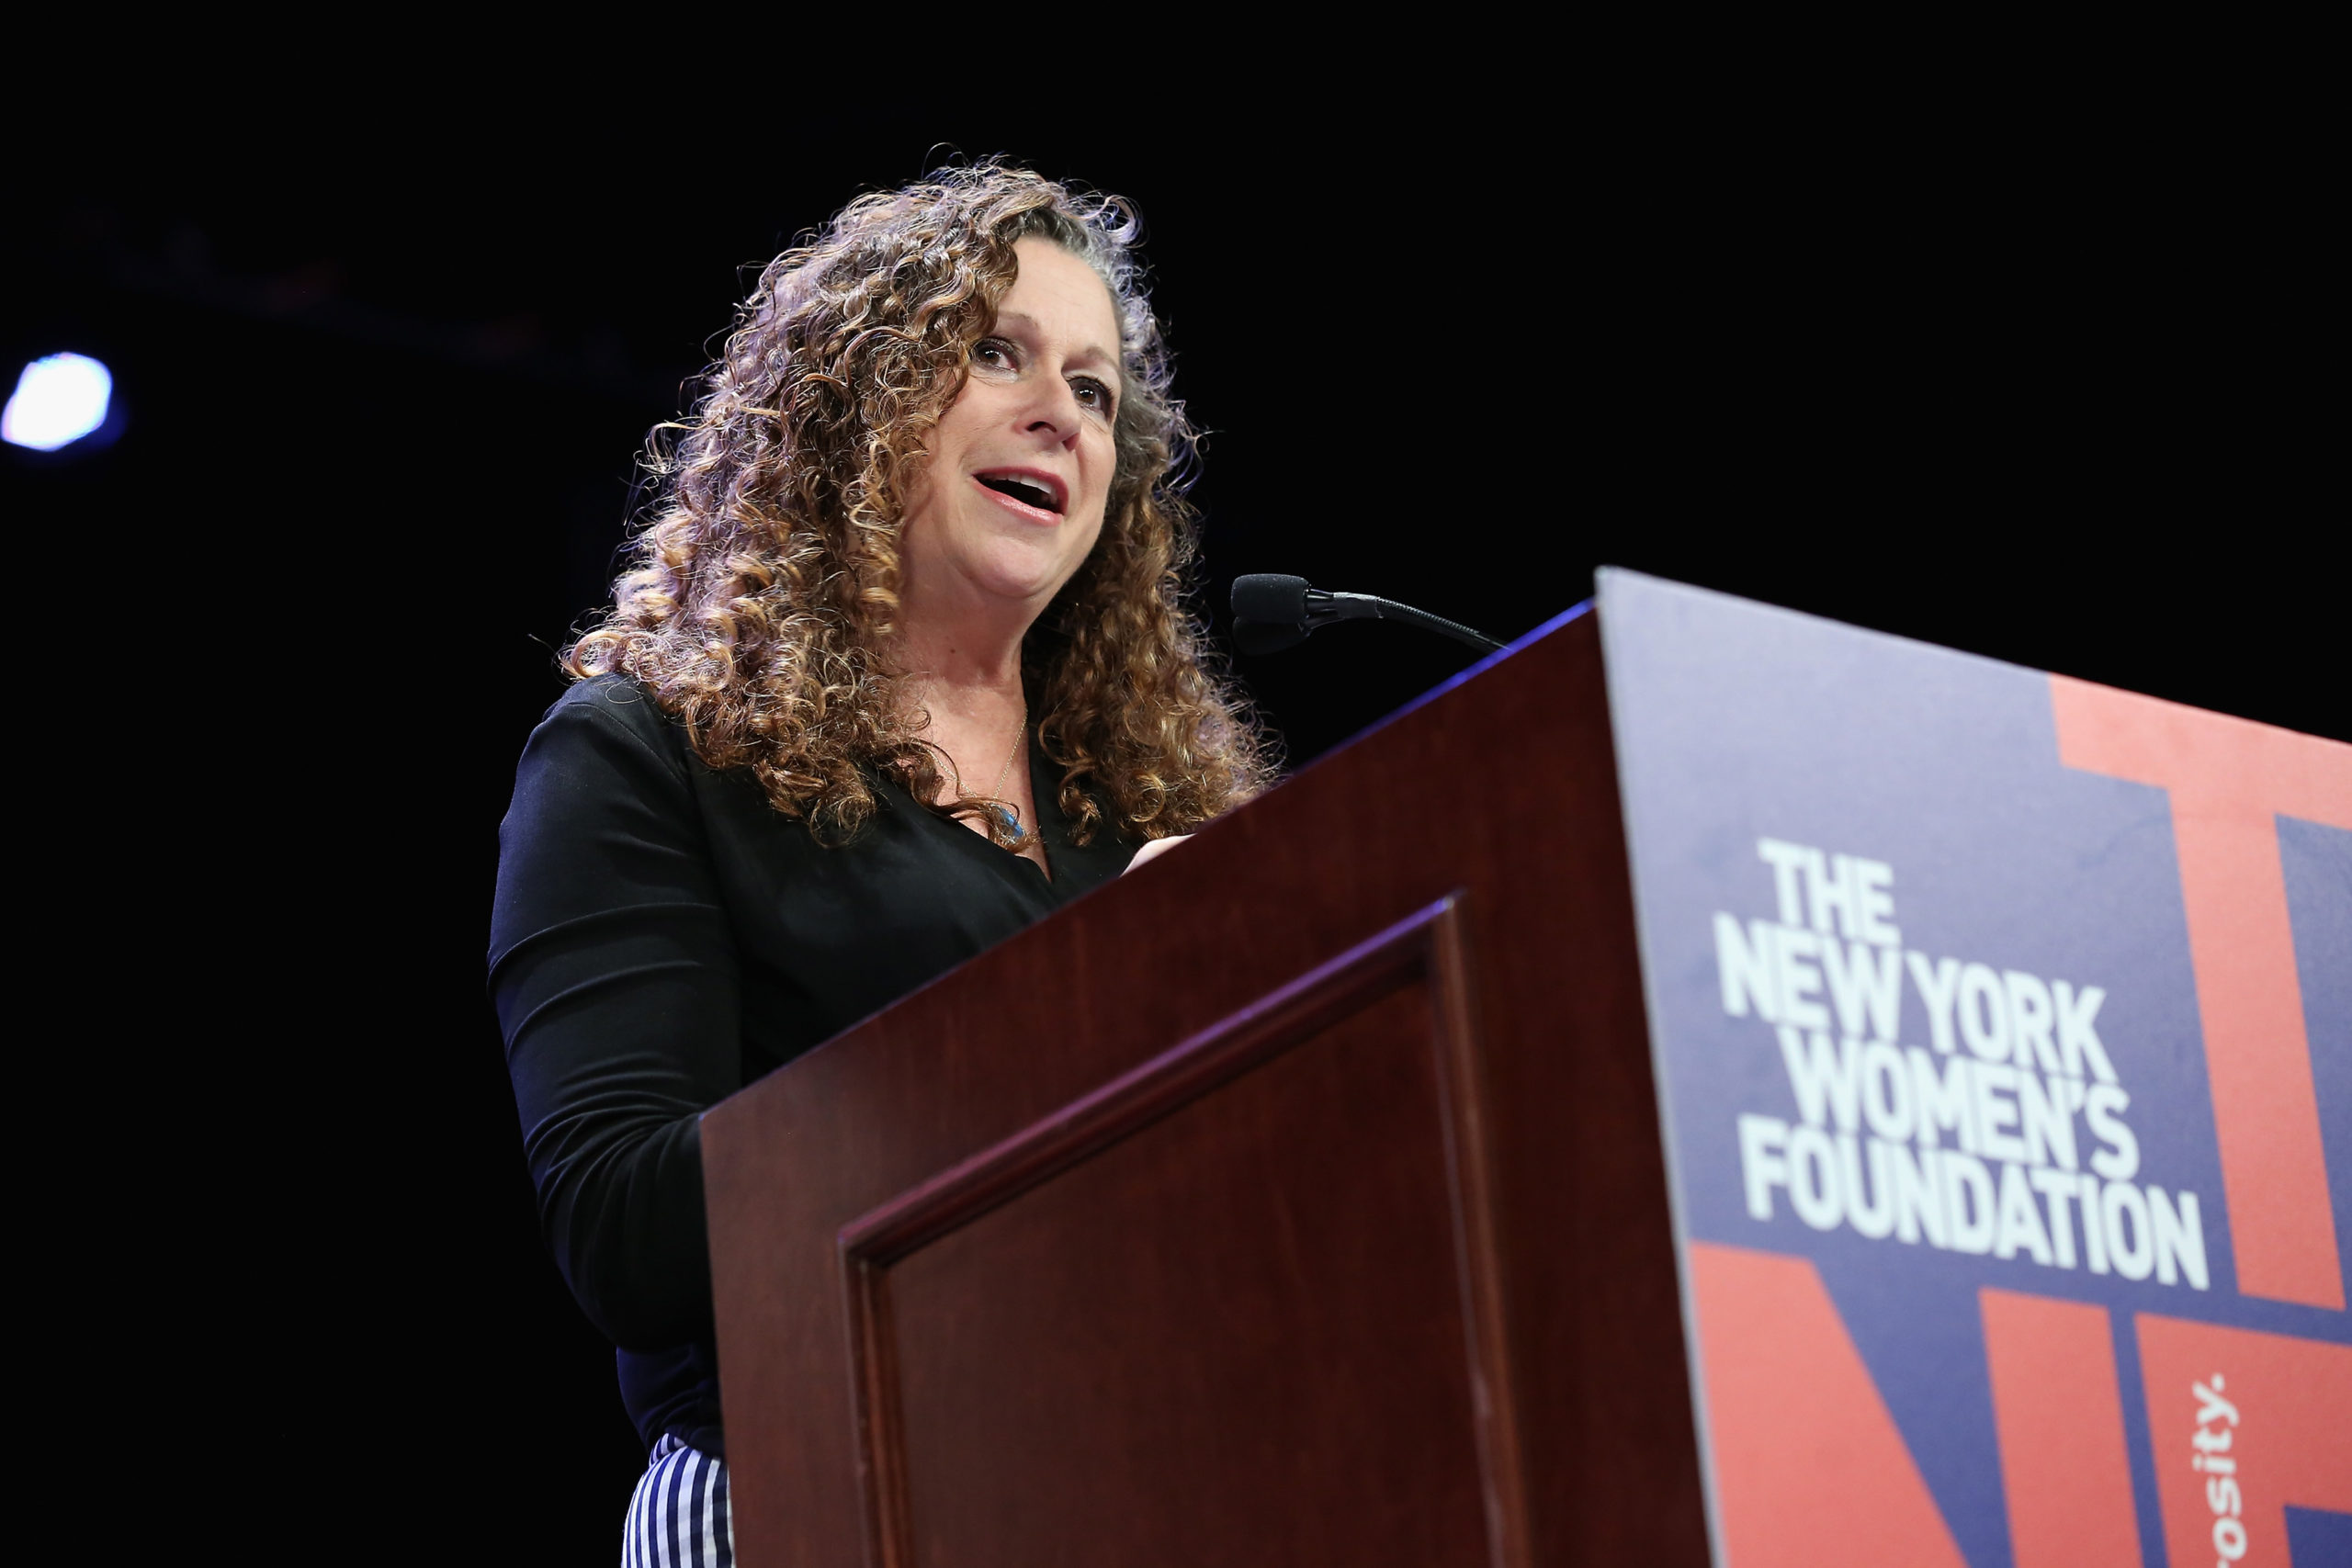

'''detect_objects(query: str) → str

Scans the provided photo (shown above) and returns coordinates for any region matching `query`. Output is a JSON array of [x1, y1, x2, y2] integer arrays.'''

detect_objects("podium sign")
[[1600, 570, 2352, 1567]]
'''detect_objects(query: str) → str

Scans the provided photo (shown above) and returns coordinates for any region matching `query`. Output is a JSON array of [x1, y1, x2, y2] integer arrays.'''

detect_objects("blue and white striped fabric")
[[622, 1433, 733, 1567]]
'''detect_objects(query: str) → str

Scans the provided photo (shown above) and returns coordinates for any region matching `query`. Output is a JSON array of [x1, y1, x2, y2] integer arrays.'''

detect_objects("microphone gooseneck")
[[1229, 573, 1504, 657]]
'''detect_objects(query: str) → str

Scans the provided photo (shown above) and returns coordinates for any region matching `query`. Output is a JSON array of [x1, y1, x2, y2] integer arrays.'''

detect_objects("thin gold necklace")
[[983, 696, 1028, 834]]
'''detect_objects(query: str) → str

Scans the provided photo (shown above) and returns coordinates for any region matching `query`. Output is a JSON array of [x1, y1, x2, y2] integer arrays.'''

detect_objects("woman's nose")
[[1021, 376, 1086, 445]]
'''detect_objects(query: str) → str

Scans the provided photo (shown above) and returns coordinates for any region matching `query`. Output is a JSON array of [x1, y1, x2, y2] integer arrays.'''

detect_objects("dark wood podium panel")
[[704, 612, 1712, 1566], [845, 903, 1517, 1567]]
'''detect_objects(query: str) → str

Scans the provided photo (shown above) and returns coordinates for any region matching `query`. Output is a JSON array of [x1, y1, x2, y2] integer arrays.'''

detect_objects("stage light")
[[4, 354, 115, 452]]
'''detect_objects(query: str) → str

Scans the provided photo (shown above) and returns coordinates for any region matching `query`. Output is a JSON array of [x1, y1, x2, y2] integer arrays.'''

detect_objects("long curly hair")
[[565, 161, 1274, 846]]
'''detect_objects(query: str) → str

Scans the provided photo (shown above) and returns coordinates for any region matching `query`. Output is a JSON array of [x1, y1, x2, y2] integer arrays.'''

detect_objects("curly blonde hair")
[[565, 162, 1273, 846]]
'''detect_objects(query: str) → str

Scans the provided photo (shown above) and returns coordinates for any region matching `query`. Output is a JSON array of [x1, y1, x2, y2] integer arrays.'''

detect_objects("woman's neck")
[[894, 619, 1025, 711], [891, 612, 1043, 870], [888, 589, 1050, 873]]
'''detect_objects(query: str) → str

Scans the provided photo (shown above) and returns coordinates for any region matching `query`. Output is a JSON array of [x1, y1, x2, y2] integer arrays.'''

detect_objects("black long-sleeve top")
[[488, 675, 1136, 1455]]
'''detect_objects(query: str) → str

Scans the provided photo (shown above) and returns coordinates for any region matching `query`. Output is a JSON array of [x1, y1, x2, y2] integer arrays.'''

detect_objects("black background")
[[8, 107, 2335, 1558]]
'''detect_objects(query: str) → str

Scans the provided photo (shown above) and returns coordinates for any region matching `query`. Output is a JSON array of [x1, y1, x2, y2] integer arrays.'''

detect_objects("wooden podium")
[[702, 606, 1711, 1565]]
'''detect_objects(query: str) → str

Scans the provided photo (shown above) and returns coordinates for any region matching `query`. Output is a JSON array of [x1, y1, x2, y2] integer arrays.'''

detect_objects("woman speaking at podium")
[[488, 163, 1270, 1562]]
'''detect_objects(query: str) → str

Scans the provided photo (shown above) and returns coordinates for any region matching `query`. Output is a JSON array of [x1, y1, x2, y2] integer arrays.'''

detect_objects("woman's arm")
[[488, 682, 742, 1349]]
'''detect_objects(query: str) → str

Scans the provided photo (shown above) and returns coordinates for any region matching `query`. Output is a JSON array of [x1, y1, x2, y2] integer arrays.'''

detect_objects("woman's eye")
[[973, 338, 1015, 368], [1072, 378, 1114, 414]]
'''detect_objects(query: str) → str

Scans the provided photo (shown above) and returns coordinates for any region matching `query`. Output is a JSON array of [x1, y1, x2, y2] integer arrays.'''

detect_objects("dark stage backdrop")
[[8, 120, 2333, 1558]]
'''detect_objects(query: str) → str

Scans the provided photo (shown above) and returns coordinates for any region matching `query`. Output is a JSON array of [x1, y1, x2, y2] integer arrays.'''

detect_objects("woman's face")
[[899, 237, 1123, 626]]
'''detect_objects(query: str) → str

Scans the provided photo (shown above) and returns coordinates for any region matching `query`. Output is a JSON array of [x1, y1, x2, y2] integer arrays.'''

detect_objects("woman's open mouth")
[[973, 470, 1066, 517]]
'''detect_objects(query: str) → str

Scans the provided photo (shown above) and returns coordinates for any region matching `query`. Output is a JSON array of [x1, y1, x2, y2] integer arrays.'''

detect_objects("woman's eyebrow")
[[995, 310, 1119, 373]]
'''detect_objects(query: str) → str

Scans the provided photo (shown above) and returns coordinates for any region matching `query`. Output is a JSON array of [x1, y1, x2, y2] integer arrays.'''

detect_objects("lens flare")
[[4, 354, 115, 451]]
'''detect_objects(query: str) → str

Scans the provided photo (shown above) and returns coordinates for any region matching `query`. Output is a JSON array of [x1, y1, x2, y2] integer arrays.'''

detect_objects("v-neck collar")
[[877, 730, 1136, 899]]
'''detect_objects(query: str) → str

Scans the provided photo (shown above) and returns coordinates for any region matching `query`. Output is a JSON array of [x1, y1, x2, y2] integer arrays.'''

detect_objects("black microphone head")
[[1230, 573, 1312, 626], [1231, 617, 1312, 656]]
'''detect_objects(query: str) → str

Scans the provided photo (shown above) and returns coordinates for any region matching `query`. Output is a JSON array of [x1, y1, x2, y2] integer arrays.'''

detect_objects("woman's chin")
[[975, 571, 1068, 611], [957, 541, 1091, 609]]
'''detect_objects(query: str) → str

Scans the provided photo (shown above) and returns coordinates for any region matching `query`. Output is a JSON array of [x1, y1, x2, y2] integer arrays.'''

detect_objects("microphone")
[[1229, 574, 1505, 657]]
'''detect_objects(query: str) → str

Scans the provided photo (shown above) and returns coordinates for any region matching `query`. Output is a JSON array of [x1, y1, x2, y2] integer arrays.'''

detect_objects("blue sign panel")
[[1598, 570, 2350, 1568]]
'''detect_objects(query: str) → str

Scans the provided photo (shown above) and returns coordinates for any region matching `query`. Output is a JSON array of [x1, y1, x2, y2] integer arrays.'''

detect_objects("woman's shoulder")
[[526, 674, 693, 782], [548, 671, 673, 728]]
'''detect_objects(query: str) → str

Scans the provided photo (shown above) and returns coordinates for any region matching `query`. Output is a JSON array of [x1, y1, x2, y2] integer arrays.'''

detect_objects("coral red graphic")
[[2051, 677, 2352, 1310], [1687, 1242, 1966, 1567], [2134, 1314, 2352, 1567], [1980, 1288, 2143, 1567]]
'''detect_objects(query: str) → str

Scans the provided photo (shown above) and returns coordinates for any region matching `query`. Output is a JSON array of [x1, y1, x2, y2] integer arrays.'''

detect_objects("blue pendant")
[[996, 803, 1021, 835]]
